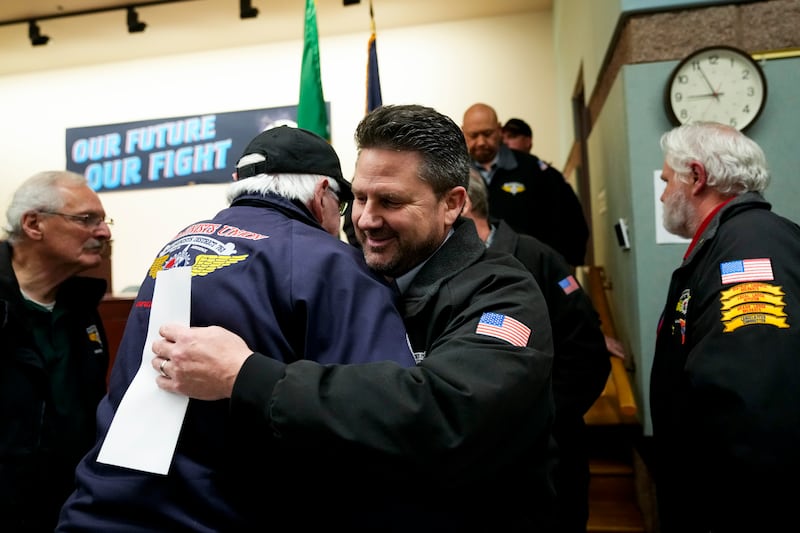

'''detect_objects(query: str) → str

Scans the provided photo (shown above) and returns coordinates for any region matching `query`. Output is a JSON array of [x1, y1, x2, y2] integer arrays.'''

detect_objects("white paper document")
[[97, 267, 192, 475]]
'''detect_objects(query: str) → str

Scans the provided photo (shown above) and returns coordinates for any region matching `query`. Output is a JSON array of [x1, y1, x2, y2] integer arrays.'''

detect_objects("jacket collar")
[[682, 191, 771, 265], [230, 192, 322, 231], [401, 217, 485, 308]]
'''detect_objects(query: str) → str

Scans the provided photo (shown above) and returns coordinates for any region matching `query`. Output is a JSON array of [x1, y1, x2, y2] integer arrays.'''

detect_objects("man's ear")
[[308, 179, 328, 223], [689, 161, 708, 193], [461, 195, 472, 216], [443, 186, 468, 224], [21, 211, 45, 241]]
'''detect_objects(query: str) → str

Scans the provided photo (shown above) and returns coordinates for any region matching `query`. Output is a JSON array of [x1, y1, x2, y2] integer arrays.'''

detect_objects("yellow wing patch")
[[191, 254, 248, 276], [149, 255, 169, 279], [148, 254, 249, 278]]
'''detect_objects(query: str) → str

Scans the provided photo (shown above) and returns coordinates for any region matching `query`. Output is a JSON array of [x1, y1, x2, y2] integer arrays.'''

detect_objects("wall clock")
[[664, 45, 767, 131]]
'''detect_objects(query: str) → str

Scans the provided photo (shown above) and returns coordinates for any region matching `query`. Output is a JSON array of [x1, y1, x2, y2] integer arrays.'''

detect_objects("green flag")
[[297, 0, 329, 140]]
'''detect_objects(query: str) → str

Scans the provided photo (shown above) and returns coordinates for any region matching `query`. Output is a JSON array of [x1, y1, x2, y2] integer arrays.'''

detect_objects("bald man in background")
[[462, 103, 589, 267]]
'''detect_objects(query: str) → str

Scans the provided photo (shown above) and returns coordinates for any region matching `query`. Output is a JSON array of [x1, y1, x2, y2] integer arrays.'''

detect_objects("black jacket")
[[484, 145, 589, 267], [489, 218, 609, 419], [228, 217, 558, 531], [490, 218, 609, 531], [0, 241, 108, 532], [650, 193, 800, 532]]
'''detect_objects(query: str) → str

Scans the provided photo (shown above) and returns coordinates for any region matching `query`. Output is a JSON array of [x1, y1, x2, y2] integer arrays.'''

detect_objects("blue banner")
[[66, 105, 300, 193]]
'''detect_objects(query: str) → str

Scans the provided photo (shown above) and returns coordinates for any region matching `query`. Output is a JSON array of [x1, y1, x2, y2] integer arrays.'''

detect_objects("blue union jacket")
[[58, 193, 415, 532]]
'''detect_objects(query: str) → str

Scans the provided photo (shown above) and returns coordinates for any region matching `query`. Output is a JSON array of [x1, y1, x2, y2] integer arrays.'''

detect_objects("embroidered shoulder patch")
[[719, 282, 789, 332], [500, 182, 526, 195], [719, 258, 773, 284], [559, 275, 580, 295], [476, 312, 531, 347]]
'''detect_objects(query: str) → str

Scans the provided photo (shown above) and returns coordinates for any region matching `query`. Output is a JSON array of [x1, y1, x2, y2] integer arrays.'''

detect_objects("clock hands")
[[687, 91, 726, 100], [696, 64, 721, 101], [690, 64, 724, 101]]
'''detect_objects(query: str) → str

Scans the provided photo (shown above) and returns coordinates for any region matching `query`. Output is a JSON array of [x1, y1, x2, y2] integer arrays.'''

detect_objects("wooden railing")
[[583, 266, 638, 425]]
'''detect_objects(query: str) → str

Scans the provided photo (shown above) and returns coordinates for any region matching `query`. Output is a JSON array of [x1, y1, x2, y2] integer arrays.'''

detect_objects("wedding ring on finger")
[[159, 358, 170, 379]]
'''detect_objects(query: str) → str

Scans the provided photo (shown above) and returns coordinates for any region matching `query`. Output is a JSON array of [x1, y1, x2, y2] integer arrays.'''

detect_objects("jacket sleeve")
[[531, 244, 610, 417], [683, 214, 800, 490]]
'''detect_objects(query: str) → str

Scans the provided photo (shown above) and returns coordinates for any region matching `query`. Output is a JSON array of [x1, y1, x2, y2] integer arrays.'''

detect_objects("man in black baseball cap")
[[235, 125, 353, 202], [501, 118, 533, 153]]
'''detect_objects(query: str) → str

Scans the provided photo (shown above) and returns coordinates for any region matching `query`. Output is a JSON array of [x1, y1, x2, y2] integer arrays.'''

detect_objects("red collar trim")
[[684, 197, 734, 259]]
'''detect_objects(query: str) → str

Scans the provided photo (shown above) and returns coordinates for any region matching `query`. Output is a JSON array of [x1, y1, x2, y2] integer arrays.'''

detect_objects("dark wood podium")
[[99, 296, 134, 383], [80, 242, 136, 383]]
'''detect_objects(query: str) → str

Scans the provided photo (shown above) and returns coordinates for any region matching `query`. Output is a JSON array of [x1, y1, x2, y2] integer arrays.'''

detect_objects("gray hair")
[[467, 168, 489, 219], [660, 121, 770, 194], [226, 153, 340, 205], [354, 104, 471, 197], [5, 170, 89, 243]]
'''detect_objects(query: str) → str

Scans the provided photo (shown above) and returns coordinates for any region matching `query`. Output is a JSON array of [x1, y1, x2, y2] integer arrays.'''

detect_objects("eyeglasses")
[[39, 211, 114, 228], [327, 190, 349, 217]]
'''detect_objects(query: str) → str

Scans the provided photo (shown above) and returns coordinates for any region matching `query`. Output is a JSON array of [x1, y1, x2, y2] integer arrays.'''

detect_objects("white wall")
[[0, 12, 555, 294]]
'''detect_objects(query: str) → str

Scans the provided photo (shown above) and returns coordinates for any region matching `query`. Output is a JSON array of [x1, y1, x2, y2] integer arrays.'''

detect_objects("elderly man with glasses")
[[0, 170, 113, 532]]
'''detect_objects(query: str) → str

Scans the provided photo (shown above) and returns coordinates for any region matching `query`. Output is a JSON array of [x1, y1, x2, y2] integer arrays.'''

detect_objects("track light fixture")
[[127, 7, 146, 33], [8, 1, 258, 45], [28, 20, 50, 46], [240, 0, 258, 19]]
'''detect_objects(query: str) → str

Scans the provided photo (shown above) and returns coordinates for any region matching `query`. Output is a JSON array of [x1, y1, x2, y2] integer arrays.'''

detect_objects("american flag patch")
[[475, 312, 531, 347], [720, 258, 774, 284], [559, 275, 580, 295]]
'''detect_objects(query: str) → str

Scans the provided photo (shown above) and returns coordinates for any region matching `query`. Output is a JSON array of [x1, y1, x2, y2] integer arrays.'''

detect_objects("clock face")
[[665, 46, 767, 131]]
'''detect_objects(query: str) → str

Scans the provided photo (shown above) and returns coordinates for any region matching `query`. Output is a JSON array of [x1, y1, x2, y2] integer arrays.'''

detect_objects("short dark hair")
[[354, 104, 470, 196]]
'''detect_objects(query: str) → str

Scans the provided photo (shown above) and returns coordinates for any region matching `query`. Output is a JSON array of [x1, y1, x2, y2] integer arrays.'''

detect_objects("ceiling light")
[[127, 7, 146, 33], [28, 20, 50, 46], [240, 0, 258, 19]]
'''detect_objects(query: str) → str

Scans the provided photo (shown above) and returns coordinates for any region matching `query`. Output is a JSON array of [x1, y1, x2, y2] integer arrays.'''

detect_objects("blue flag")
[[366, 1, 382, 113]]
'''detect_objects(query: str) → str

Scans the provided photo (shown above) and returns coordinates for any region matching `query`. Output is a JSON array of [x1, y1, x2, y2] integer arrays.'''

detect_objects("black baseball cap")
[[236, 125, 352, 201], [502, 118, 532, 138]]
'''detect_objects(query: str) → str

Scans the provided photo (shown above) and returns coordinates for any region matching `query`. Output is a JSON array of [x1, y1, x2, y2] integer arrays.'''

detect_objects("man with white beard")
[[649, 121, 800, 533]]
